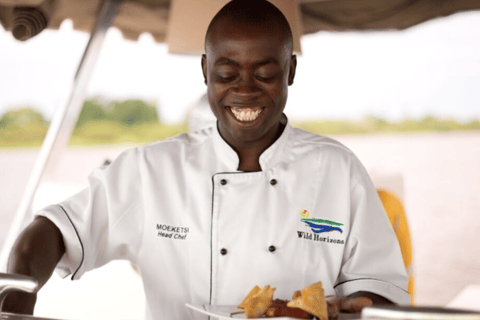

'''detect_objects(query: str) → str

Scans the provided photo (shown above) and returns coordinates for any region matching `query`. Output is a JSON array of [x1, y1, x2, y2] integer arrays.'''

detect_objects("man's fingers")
[[340, 297, 373, 313], [327, 296, 373, 318], [327, 301, 340, 319], [2, 291, 37, 315]]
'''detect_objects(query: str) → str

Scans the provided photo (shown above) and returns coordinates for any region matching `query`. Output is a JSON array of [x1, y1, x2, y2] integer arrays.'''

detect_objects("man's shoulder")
[[288, 126, 370, 184], [289, 125, 354, 156], [138, 126, 215, 153], [109, 128, 215, 167]]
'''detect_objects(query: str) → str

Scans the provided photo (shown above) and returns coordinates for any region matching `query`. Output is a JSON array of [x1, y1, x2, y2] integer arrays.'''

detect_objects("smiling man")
[[5, 1, 410, 319], [202, 2, 296, 172]]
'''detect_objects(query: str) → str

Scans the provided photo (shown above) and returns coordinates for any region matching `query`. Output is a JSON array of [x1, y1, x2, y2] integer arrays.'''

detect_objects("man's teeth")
[[230, 107, 262, 121]]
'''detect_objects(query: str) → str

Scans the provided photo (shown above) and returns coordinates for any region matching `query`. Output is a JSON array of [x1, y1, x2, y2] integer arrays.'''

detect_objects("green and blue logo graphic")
[[300, 209, 343, 234]]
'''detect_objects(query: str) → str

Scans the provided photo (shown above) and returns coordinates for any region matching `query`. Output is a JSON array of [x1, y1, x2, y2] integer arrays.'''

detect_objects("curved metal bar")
[[0, 273, 38, 314], [0, 0, 121, 271]]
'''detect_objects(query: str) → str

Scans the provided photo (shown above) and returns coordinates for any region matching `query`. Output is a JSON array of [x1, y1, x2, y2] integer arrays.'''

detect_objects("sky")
[[0, 10, 479, 123]]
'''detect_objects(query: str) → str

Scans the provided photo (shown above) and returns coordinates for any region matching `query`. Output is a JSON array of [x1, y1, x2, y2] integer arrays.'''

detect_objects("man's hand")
[[327, 291, 393, 318], [3, 216, 65, 315], [347, 291, 393, 305], [327, 297, 372, 318], [2, 291, 37, 315]]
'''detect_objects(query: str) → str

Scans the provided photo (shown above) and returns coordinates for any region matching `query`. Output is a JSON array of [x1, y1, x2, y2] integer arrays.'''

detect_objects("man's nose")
[[231, 75, 262, 99]]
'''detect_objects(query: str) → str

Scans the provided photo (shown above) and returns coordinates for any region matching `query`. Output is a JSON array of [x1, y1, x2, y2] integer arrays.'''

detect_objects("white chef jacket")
[[36, 120, 410, 320]]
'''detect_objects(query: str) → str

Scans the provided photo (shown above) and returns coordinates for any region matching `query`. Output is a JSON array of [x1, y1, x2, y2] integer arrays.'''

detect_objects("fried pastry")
[[287, 282, 328, 320], [239, 285, 276, 318]]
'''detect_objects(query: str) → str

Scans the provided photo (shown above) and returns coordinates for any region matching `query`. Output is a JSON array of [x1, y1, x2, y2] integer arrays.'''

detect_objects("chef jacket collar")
[[212, 115, 292, 172]]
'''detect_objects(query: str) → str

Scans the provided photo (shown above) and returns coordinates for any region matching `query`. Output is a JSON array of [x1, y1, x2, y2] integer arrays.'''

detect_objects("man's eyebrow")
[[213, 57, 280, 67], [254, 57, 280, 67], [214, 58, 239, 67]]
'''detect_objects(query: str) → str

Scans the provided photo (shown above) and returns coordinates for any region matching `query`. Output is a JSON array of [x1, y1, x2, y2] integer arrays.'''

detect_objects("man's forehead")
[[205, 37, 289, 66], [206, 17, 288, 48]]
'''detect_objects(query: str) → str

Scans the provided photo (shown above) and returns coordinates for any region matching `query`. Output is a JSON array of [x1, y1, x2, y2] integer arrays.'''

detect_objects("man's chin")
[[222, 125, 266, 145]]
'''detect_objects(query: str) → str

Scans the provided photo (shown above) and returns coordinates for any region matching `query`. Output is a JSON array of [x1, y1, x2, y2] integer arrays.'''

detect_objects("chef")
[[5, 0, 410, 319]]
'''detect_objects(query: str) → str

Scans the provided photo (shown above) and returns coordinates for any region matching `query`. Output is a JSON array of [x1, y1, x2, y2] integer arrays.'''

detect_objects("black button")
[[270, 179, 277, 186], [268, 245, 276, 252], [220, 248, 227, 255], [220, 179, 227, 185]]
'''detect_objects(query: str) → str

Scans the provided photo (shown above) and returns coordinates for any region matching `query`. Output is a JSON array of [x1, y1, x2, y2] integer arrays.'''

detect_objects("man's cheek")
[[213, 86, 231, 101]]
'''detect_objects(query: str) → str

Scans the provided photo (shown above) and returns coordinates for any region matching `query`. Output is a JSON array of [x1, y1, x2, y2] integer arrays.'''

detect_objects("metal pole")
[[0, 0, 122, 271]]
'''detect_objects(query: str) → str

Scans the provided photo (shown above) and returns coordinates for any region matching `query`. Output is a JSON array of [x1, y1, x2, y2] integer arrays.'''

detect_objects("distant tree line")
[[0, 98, 168, 147], [75, 98, 160, 129], [0, 107, 50, 147], [294, 115, 480, 135], [1, 99, 480, 148], [0, 98, 161, 130], [0, 107, 48, 129]]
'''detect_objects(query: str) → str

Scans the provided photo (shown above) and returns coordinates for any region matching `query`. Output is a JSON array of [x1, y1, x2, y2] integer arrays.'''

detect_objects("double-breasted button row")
[[219, 179, 277, 186]]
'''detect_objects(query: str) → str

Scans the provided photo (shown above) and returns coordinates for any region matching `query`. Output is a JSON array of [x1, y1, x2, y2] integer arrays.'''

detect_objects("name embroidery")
[[156, 224, 189, 240]]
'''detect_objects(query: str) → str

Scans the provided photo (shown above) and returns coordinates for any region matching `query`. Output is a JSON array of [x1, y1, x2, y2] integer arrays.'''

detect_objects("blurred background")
[[1, 1, 480, 319]]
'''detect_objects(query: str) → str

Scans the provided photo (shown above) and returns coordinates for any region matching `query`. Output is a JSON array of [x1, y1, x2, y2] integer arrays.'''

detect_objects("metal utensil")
[[362, 305, 480, 320], [0, 273, 39, 315]]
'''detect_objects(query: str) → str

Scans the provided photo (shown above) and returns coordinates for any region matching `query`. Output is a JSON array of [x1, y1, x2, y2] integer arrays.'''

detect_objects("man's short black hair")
[[205, 0, 294, 54]]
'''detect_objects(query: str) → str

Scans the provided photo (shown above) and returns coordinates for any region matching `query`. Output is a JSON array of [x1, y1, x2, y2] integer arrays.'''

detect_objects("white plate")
[[185, 303, 296, 320]]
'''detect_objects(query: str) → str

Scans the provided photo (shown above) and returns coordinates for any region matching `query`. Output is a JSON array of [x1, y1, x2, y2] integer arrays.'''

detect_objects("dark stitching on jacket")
[[59, 205, 85, 280]]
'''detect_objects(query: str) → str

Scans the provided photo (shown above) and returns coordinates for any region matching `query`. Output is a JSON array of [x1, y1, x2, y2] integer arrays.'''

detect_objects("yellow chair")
[[377, 189, 415, 306]]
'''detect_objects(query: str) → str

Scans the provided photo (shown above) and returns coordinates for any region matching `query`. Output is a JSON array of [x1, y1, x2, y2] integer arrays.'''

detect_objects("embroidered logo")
[[300, 209, 343, 234], [297, 209, 345, 245]]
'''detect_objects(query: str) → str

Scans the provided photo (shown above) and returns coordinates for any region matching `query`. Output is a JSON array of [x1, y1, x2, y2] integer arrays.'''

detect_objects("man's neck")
[[230, 121, 286, 172]]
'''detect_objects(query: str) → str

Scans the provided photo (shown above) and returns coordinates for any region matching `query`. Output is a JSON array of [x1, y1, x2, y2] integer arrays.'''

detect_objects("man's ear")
[[288, 54, 297, 86], [201, 54, 208, 85]]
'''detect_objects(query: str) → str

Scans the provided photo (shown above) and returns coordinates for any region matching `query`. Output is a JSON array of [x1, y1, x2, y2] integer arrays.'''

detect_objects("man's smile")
[[228, 106, 264, 122]]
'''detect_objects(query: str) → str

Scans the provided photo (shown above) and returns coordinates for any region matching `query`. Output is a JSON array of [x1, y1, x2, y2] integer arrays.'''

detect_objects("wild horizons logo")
[[297, 209, 345, 245]]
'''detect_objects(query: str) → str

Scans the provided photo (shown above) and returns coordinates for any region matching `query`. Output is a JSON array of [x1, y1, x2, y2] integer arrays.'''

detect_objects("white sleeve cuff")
[[334, 279, 411, 305], [35, 204, 84, 280]]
